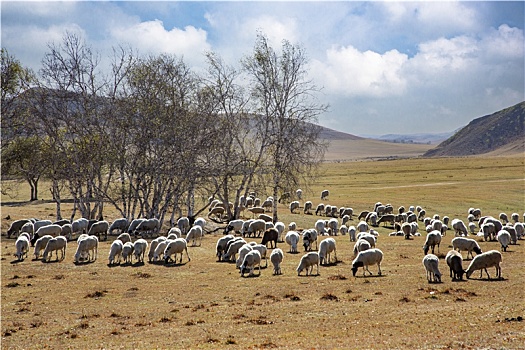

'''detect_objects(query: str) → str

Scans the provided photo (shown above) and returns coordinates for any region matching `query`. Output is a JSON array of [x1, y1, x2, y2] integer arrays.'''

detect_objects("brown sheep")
[[261, 228, 279, 249]]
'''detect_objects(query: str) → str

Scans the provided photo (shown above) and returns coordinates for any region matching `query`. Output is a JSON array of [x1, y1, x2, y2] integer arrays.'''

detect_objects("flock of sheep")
[[6, 189, 524, 283]]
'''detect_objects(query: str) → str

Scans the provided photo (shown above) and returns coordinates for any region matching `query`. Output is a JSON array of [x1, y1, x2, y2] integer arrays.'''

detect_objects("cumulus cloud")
[[310, 46, 408, 97], [110, 20, 211, 66]]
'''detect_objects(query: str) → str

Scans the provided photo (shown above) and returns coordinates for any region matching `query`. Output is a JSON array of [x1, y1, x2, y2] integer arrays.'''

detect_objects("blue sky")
[[2, 1, 524, 136]]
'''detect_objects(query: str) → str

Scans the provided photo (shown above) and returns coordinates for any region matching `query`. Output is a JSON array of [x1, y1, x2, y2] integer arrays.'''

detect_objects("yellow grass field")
[[1, 156, 524, 349]]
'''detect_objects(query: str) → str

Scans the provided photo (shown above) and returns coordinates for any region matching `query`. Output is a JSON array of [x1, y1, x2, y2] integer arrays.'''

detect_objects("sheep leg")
[[185, 247, 191, 262]]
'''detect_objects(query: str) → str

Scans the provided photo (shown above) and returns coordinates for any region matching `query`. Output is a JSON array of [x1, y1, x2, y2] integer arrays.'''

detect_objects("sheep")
[[14, 235, 30, 260], [302, 229, 318, 251], [315, 203, 325, 216], [7, 219, 31, 238], [319, 238, 337, 265], [262, 199, 274, 212], [356, 233, 376, 248], [42, 236, 67, 262], [296, 189, 303, 200], [245, 219, 266, 238], [418, 210, 427, 221], [240, 250, 262, 277], [471, 208, 482, 220], [340, 207, 353, 220], [236, 244, 254, 268], [320, 189, 329, 200], [60, 224, 73, 240], [285, 231, 300, 253], [445, 250, 465, 281], [423, 230, 442, 255], [356, 220, 369, 233], [108, 239, 124, 265], [465, 250, 502, 280], [109, 218, 129, 236], [422, 254, 442, 283], [400, 222, 412, 240], [514, 222, 524, 240], [213, 235, 234, 262], [451, 237, 482, 259], [330, 206, 339, 218], [128, 218, 146, 234], [135, 218, 160, 238], [33, 220, 53, 235], [132, 238, 148, 263], [365, 212, 378, 227], [33, 235, 53, 259], [247, 207, 265, 218], [278, 192, 290, 204], [339, 225, 348, 236], [32, 224, 62, 246], [222, 238, 247, 262], [122, 242, 134, 263], [73, 235, 98, 263], [481, 222, 496, 241], [185, 225, 203, 247], [177, 217, 190, 235], [503, 225, 517, 244], [163, 238, 190, 264], [148, 236, 167, 262], [353, 238, 371, 257], [511, 212, 520, 223], [274, 222, 285, 242], [327, 218, 339, 235], [116, 232, 132, 244], [499, 213, 508, 224], [377, 214, 395, 227], [303, 201, 313, 215], [314, 220, 326, 236], [251, 244, 268, 268], [468, 222, 477, 235], [20, 222, 34, 236], [288, 222, 297, 232], [348, 226, 357, 242], [297, 252, 320, 276], [153, 240, 170, 262], [258, 214, 273, 222], [351, 248, 383, 277], [261, 228, 279, 248], [224, 219, 244, 235], [496, 230, 511, 252], [72, 218, 89, 237], [88, 220, 109, 241], [270, 248, 284, 275], [167, 227, 182, 238], [482, 217, 503, 234]]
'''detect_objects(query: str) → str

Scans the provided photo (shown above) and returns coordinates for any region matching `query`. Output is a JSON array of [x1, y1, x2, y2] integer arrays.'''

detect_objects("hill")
[[424, 101, 525, 157]]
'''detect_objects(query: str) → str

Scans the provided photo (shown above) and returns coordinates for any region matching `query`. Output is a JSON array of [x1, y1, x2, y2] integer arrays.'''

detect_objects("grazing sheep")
[[247, 207, 265, 218], [303, 201, 313, 215], [468, 222, 477, 235], [20, 222, 34, 236], [72, 218, 89, 237], [503, 225, 517, 244], [356, 220, 369, 233], [496, 230, 511, 252], [446, 250, 465, 281], [274, 222, 285, 242], [261, 228, 279, 248], [177, 217, 190, 235], [465, 250, 502, 280], [185, 225, 203, 247], [109, 218, 129, 236], [423, 230, 442, 255], [122, 242, 134, 263], [251, 244, 268, 268], [340, 207, 353, 220], [401, 222, 412, 240], [7, 219, 31, 238], [213, 234, 234, 262], [330, 206, 339, 218], [33, 235, 53, 259], [451, 237, 482, 259], [262, 199, 273, 212], [163, 238, 190, 264], [88, 220, 109, 241], [353, 238, 371, 257], [128, 218, 145, 234], [42, 236, 68, 262], [365, 212, 378, 227], [222, 238, 247, 262], [499, 213, 509, 224], [245, 219, 266, 238], [15, 235, 30, 260], [108, 239, 124, 265], [348, 226, 357, 242], [236, 244, 254, 268], [74, 235, 98, 263], [60, 224, 73, 240], [356, 233, 376, 248], [418, 210, 427, 221], [258, 214, 273, 222], [377, 214, 395, 227], [297, 252, 320, 276], [320, 189, 329, 200], [278, 192, 290, 204], [351, 248, 383, 277], [296, 189, 303, 200], [482, 217, 503, 234], [224, 219, 244, 235], [514, 222, 524, 240], [33, 220, 53, 235], [481, 222, 496, 241], [511, 213, 520, 223], [288, 222, 297, 232], [302, 229, 318, 251], [285, 231, 301, 253], [32, 224, 62, 246], [423, 254, 442, 283], [270, 248, 284, 275], [319, 238, 337, 265], [135, 218, 160, 238], [153, 240, 170, 262], [116, 232, 132, 244], [315, 204, 325, 216], [340, 225, 348, 236], [148, 236, 167, 262], [289, 201, 300, 214], [327, 218, 339, 235], [240, 250, 262, 277]]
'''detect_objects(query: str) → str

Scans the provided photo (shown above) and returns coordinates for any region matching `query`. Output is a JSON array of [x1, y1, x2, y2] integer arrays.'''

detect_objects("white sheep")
[[319, 238, 337, 265], [33, 224, 62, 244], [496, 230, 511, 252], [134, 218, 159, 238], [445, 250, 465, 281], [246, 219, 266, 238], [194, 217, 206, 229], [252, 244, 268, 268], [185, 225, 203, 246], [122, 242, 134, 263], [274, 222, 285, 242], [33, 220, 53, 235], [514, 222, 524, 240], [303, 201, 313, 215], [356, 220, 369, 233], [353, 238, 371, 257], [468, 222, 477, 235], [177, 217, 190, 235], [288, 221, 297, 232], [289, 201, 300, 214], [315, 203, 325, 216], [314, 220, 326, 236], [503, 225, 517, 244], [163, 238, 190, 264], [42, 236, 67, 262], [153, 239, 170, 262], [215, 234, 235, 261], [74, 235, 98, 263], [422, 254, 442, 283], [236, 244, 253, 268], [108, 239, 124, 265], [109, 218, 129, 236], [116, 232, 132, 244], [355, 233, 376, 249], [451, 219, 469, 237], [240, 250, 262, 277], [511, 212, 520, 223], [33, 235, 53, 259], [225, 219, 244, 235], [451, 237, 482, 260], [148, 236, 167, 262], [71, 218, 89, 237], [348, 225, 357, 242], [7, 219, 31, 238], [481, 222, 496, 241], [222, 238, 247, 262], [15, 235, 30, 261], [127, 218, 145, 234], [327, 218, 339, 235], [499, 212, 508, 224], [465, 250, 502, 280], [296, 189, 303, 200], [285, 231, 300, 253], [20, 222, 34, 236], [270, 248, 284, 275], [88, 220, 109, 241], [302, 229, 318, 251], [297, 252, 320, 276], [339, 225, 348, 236], [423, 230, 442, 255], [351, 248, 383, 277], [133, 238, 148, 263]]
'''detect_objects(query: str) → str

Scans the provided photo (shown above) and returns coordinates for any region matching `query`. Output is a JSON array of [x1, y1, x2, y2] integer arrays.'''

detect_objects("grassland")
[[1, 156, 524, 349]]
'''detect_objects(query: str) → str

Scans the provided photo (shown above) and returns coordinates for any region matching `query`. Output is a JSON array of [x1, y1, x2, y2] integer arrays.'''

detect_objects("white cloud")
[[239, 15, 299, 46], [110, 20, 211, 66], [411, 36, 479, 72], [310, 46, 408, 97], [481, 24, 524, 60]]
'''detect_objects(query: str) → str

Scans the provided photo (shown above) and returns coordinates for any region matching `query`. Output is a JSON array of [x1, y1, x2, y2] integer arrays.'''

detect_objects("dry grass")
[[1, 156, 525, 349]]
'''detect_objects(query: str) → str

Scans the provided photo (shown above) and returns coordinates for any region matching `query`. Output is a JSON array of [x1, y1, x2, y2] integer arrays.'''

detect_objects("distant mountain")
[[369, 132, 455, 145], [424, 101, 525, 157], [318, 127, 363, 140]]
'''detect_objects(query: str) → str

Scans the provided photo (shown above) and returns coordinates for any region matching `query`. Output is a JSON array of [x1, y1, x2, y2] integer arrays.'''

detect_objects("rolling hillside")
[[424, 101, 525, 157]]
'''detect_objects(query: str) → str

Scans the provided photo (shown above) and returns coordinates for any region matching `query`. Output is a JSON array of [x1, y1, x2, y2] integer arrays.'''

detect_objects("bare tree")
[[242, 32, 328, 222]]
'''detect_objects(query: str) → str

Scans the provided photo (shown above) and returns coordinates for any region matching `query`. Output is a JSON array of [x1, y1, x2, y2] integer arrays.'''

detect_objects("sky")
[[2, 1, 524, 136]]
